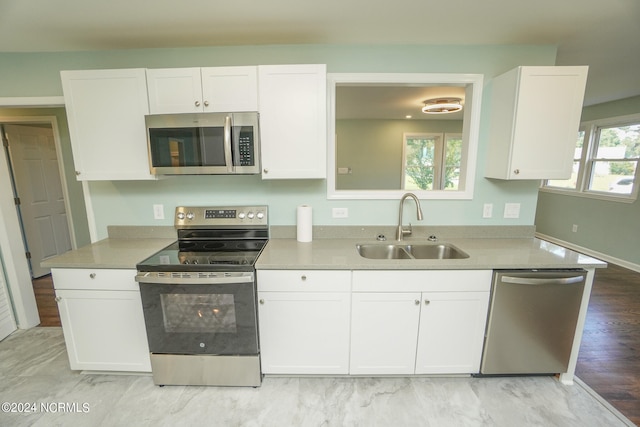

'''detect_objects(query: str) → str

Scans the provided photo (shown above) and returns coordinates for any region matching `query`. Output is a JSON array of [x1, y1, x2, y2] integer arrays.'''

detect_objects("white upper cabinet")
[[258, 64, 327, 179], [61, 69, 155, 181], [146, 66, 258, 114], [485, 66, 588, 180]]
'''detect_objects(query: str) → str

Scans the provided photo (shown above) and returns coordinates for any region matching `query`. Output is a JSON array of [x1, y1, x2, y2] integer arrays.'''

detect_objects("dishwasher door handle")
[[501, 275, 585, 285]]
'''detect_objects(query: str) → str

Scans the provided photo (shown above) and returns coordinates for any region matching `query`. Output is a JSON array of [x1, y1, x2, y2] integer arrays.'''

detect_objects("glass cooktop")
[[136, 240, 268, 272]]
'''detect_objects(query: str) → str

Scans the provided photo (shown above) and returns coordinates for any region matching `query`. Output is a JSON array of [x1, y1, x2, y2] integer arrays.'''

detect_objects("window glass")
[[587, 124, 639, 194], [444, 134, 462, 190], [542, 117, 639, 201], [404, 134, 440, 190]]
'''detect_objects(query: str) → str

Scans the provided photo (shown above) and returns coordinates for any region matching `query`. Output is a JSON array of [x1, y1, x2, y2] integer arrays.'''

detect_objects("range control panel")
[[174, 206, 268, 228]]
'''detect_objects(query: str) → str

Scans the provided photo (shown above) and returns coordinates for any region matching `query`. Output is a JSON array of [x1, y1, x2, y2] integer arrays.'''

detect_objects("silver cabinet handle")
[[502, 275, 585, 285], [513, 169, 520, 175], [55, 296, 61, 303], [195, 100, 201, 107], [224, 115, 233, 173], [263, 168, 269, 174], [414, 299, 420, 305], [424, 299, 430, 305], [301, 275, 307, 281], [89, 273, 96, 279], [259, 299, 264, 304], [204, 101, 209, 107], [75, 171, 81, 176]]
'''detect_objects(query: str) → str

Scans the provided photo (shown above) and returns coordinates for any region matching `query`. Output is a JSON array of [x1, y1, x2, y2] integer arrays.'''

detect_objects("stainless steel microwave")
[[145, 112, 260, 175]]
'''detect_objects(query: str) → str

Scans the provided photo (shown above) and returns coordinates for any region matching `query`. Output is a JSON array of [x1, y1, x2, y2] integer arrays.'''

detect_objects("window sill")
[[540, 187, 637, 204]]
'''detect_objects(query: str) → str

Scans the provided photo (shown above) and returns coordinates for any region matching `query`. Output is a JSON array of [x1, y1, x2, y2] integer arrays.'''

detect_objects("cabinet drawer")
[[51, 268, 138, 291], [352, 270, 491, 292], [257, 270, 351, 292]]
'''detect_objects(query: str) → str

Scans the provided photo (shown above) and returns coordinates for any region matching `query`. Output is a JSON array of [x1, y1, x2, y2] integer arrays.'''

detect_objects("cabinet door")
[[258, 291, 350, 374], [146, 68, 203, 114], [61, 69, 154, 180], [200, 66, 258, 112], [56, 289, 151, 372], [485, 66, 588, 180], [258, 64, 327, 179], [415, 291, 489, 374], [350, 292, 421, 375]]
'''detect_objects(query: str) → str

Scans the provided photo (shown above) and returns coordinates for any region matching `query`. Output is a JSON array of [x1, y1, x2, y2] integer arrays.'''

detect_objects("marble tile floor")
[[0, 328, 634, 427]]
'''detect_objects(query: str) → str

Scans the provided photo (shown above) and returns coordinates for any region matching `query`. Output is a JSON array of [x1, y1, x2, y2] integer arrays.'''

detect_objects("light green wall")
[[336, 119, 463, 190], [535, 95, 640, 266], [0, 108, 91, 248], [0, 44, 555, 239]]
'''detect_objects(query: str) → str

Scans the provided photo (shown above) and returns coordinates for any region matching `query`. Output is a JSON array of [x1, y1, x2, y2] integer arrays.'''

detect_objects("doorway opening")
[[1, 119, 73, 327]]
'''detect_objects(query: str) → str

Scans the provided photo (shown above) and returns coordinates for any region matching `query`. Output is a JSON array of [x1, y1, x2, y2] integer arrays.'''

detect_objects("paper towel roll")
[[297, 205, 313, 242]]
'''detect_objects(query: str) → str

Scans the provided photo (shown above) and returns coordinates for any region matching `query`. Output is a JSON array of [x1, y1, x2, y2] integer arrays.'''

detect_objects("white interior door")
[[4, 124, 71, 278], [0, 259, 17, 340]]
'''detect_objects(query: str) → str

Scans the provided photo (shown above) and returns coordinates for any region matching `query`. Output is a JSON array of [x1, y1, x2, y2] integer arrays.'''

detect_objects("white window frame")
[[541, 113, 640, 203]]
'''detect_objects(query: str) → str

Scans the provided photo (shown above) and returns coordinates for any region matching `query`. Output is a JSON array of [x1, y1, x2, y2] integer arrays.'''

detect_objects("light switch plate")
[[503, 203, 521, 219], [153, 204, 165, 220], [483, 203, 493, 218]]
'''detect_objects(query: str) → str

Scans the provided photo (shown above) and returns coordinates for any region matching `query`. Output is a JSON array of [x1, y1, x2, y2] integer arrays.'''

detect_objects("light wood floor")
[[32, 265, 640, 424]]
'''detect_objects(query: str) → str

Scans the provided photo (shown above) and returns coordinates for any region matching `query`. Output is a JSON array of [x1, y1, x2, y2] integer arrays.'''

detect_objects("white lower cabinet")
[[350, 292, 421, 375], [414, 291, 490, 374], [257, 270, 351, 374], [52, 268, 151, 372], [350, 270, 491, 375]]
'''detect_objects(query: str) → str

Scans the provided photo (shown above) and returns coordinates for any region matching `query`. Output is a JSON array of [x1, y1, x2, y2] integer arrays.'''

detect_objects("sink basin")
[[404, 244, 469, 259], [355, 244, 413, 260], [356, 243, 469, 260]]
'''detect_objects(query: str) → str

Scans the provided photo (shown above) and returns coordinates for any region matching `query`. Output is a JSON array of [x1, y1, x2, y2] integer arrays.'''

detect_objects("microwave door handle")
[[224, 115, 233, 173]]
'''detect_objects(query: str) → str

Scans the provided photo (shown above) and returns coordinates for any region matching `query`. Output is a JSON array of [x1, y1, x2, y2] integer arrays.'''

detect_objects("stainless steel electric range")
[[135, 205, 268, 387]]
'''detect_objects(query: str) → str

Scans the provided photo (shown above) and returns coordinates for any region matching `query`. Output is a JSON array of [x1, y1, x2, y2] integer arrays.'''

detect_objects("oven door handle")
[[135, 272, 253, 285]]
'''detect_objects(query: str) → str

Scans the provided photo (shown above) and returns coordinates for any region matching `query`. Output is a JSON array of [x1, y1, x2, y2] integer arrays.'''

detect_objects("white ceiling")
[[1, 0, 638, 106]]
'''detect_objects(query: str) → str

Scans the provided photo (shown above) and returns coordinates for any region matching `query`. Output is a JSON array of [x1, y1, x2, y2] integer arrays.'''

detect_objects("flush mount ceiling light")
[[422, 98, 463, 114]]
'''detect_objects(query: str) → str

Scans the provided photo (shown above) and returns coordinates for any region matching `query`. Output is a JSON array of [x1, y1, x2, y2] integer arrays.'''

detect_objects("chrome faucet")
[[396, 192, 424, 241]]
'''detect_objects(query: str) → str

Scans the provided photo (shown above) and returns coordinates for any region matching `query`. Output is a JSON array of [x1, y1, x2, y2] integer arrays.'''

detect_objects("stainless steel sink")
[[404, 244, 469, 259], [356, 243, 469, 260]]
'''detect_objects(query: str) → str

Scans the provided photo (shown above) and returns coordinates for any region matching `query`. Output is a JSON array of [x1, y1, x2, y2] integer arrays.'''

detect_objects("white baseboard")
[[536, 233, 640, 273]]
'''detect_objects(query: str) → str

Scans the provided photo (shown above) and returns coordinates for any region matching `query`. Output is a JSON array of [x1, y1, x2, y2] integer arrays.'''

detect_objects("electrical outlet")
[[332, 207, 349, 218], [572, 224, 578, 233], [153, 204, 165, 220], [483, 203, 493, 218]]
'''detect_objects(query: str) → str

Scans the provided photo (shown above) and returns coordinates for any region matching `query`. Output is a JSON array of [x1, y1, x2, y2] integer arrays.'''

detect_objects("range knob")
[[256, 212, 265, 220], [186, 212, 195, 220], [177, 212, 186, 220], [238, 212, 246, 219], [247, 212, 255, 219]]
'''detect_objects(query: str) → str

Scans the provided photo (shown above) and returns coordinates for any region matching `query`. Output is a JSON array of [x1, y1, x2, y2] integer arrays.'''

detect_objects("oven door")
[[136, 272, 258, 356]]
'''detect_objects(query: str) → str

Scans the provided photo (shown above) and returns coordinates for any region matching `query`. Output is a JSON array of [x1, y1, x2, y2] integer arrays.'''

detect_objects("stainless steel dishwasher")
[[480, 269, 587, 375]]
